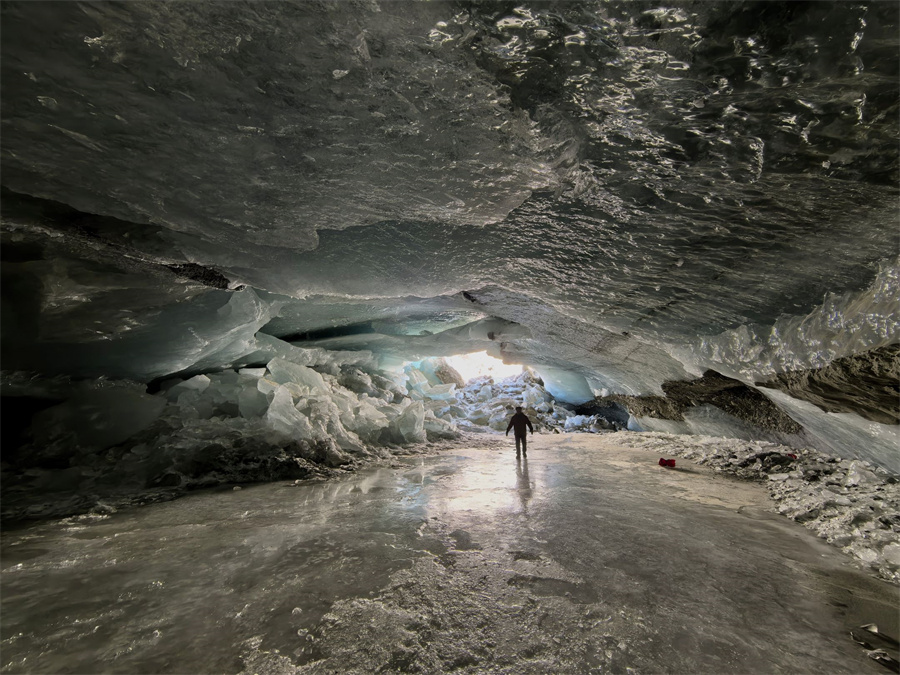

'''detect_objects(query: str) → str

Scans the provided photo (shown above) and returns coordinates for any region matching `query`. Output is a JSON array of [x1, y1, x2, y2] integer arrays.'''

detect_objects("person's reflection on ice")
[[515, 456, 533, 513]]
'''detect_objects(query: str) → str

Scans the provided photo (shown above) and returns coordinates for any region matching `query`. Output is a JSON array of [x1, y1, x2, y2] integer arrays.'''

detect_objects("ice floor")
[[2, 435, 897, 674]]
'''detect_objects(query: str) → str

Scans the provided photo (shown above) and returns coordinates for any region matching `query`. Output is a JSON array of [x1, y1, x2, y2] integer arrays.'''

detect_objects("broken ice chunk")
[[522, 385, 546, 408], [238, 384, 270, 418], [845, 461, 880, 486], [267, 358, 329, 392], [265, 386, 314, 438], [476, 384, 493, 401], [164, 374, 211, 402], [393, 400, 427, 443]]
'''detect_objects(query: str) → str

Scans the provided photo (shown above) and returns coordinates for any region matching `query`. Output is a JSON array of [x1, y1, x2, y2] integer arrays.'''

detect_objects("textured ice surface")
[[678, 264, 900, 383], [1, 2, 898, 473], [612, 432, 900, 584], [760, 389, 900, 474], [2, 437, 896, 675]]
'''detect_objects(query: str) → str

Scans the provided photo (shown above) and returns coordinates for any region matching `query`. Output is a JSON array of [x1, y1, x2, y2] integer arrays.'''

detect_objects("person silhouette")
[[506, 406, 533, 458]]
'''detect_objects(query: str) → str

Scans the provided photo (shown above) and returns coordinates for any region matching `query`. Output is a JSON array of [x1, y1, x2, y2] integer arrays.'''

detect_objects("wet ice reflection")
[[2, 439, 896, 674], [0, 463, 450, 674], [421, 452, 541, 517]]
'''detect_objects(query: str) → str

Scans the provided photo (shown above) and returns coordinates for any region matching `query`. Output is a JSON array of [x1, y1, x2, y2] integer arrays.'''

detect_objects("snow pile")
[[611, 432, 900, 584]]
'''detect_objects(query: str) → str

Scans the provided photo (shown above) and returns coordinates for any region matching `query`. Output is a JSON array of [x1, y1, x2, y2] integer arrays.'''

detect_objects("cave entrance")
[[444, 351, 522, 382]]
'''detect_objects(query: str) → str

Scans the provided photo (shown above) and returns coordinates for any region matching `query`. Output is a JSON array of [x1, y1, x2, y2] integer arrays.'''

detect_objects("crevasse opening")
[[444, 351, 523, 382]]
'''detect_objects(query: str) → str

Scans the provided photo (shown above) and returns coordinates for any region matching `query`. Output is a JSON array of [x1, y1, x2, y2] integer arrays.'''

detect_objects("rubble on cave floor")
[[611, 431, 900, 585]]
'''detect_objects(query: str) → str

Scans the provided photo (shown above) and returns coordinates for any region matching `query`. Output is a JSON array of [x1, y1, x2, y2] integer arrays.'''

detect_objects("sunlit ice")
[[445, 351, 522, 382]]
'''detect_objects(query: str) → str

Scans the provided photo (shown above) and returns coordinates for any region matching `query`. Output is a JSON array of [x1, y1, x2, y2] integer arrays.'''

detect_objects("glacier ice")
[[612, 432, 900, 585], [760, 389, 900, 474], [7, 342, 641, 520], [1, 0, 899, 512], [533, 366, 596, 405]]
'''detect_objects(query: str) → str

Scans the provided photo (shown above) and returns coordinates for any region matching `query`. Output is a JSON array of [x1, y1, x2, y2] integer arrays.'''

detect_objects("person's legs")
[[517, 433, 527, 456], [515, 435, 522, 455]]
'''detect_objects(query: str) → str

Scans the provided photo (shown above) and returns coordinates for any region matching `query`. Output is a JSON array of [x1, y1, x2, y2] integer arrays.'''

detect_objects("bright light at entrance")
[[445, 351, 522, 382]]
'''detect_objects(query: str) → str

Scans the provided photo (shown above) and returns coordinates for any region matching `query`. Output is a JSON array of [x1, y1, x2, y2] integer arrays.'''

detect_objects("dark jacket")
[[507, 411, 533, 437]]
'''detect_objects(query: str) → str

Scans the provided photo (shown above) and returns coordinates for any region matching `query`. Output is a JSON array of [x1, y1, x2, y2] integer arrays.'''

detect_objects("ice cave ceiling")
[[1, 2, 898, 446]]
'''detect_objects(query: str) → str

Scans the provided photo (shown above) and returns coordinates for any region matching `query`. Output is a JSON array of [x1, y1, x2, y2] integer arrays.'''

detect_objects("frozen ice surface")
[[612, 431, 900, 584], [1, 436, 896, 675]]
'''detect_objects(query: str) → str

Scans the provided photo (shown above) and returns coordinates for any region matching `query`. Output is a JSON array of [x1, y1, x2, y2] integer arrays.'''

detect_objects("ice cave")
[[1, 2, 898, 673]]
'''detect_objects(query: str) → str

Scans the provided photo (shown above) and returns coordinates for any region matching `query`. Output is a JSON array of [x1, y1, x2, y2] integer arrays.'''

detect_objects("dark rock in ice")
[[433, 361, 465, 388], [757, 345, 900, 425], [164, 263, 231, 290], [589, 371, 803, 433]]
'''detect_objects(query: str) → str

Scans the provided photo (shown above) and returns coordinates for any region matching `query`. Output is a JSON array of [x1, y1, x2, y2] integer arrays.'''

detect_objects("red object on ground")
[[659, 458, 676, 467], [787, 453, 797, 460]]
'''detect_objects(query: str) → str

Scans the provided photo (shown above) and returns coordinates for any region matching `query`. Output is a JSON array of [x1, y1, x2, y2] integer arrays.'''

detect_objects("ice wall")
[[678, 263, 900, 384]]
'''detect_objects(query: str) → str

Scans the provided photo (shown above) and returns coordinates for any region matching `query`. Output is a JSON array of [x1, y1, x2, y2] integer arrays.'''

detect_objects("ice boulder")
[[304, 397, 368, 455], [844, 460, 880, 486], [348, 398, 391, 440], [267, 358, 329, 393], [564, 415, 593, 431], [164, 374, 211, 402], [265, 386, 314, 438], [424, 382, 457, 401], [489, 411, 510, 431], [476, 384, 493, 401], [424, 411, 459, 440], [394, 400, 427, 443], [522, 385, 546, 408], [238, 382, 270, 418]]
